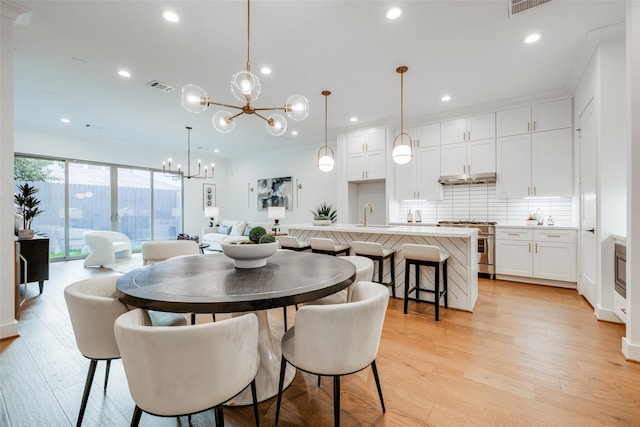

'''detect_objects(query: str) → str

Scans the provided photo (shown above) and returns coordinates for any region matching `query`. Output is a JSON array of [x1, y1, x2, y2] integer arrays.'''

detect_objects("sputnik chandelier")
[[163, 126, 214, 179], [317, 90, 335, 172], [391, 66, 413, 164], [181, 0, 309, 136]]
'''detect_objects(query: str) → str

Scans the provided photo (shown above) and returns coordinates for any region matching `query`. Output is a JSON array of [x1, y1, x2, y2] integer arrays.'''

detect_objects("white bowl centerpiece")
[[221, 226, 278, 268]]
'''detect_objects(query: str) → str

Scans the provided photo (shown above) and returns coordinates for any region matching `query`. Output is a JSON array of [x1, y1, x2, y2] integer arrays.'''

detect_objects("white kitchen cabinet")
[[441, 113, 495, 145], [395, 145, 442, 200], [496, 98, 572, 137], [441, 139, 495, 176], [496, 128, 573, 198], [496, 227, 577, 283], [347, 128, 386, 181]]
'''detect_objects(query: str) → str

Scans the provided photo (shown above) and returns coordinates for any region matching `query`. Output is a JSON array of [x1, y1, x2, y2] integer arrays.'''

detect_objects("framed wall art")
[[257, 176, 292, 210], [203, 184, 216, 209]]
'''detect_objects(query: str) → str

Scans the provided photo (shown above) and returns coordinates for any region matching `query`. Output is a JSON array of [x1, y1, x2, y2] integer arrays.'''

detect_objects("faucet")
[[363, 202, 374, 227]]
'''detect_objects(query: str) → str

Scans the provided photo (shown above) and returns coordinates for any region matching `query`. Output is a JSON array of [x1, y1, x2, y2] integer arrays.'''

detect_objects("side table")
[[18, 237, 50, 293]]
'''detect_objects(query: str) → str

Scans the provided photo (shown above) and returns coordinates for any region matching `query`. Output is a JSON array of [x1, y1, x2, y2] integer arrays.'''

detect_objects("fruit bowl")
[[221, 241, 278, 268]]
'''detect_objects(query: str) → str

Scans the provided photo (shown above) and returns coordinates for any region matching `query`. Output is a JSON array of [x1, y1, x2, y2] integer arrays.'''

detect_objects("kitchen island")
[[287, 224, 479, 312]]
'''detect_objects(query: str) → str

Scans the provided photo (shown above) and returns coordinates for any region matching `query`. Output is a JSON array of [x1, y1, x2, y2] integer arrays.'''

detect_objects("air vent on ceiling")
[[509, 0, 552, 17], [147, 80, 175, 93]]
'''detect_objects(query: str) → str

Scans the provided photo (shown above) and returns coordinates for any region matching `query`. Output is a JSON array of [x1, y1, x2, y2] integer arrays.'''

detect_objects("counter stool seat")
[[351, 241, 396, 298], [402, 244, 449, 321], [310, 237, 350, 256], [277, 235, 311, 251]]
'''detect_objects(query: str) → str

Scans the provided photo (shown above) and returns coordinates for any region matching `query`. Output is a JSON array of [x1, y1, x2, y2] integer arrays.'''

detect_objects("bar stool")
[[277, 235, 311, 251], [310, 237, 350, 256], [351, 241, 396, 298], [402, 244, 449, 321]]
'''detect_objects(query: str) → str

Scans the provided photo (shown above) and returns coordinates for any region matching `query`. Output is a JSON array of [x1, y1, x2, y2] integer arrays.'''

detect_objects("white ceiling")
[[12, 0, 626, 160]]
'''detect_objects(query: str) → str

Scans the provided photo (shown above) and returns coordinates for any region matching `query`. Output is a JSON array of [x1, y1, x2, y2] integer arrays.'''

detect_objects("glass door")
[[153, 172, 183, 240], [117, 168, 151, 251]]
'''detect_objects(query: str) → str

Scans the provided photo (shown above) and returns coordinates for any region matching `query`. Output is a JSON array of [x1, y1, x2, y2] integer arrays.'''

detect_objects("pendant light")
[[391, 66, 413, 164], [317, 90, 335, 172]]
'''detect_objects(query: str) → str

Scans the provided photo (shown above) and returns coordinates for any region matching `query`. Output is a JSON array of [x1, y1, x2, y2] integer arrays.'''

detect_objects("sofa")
[[201, 220, 272, 252]]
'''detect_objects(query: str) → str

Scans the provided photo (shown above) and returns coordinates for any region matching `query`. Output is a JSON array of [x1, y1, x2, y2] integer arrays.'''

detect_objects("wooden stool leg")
[[403, 260, 410, 314]]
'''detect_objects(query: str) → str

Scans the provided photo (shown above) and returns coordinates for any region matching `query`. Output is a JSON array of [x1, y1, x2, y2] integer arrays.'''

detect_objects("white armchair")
[[83, 231, 132, 267]]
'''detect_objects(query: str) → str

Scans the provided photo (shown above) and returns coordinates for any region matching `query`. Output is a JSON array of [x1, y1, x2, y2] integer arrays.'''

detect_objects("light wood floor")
[[1, 258, 639, 426]]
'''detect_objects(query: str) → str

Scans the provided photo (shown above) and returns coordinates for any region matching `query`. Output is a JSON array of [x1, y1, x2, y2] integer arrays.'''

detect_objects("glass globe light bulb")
[[212, 111, 236, 133], [286, 94, 309, 121], [231, 70, 261, 102], [392, 143, 412, 164], [181, 84, 209, 113], [266, 114, 287, 136], [318, 155, 335, 172]]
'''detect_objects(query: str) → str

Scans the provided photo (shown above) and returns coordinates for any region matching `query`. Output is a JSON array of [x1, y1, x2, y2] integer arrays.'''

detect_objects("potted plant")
[[311, 202, 337, 225], [14, 183, 43, 239]]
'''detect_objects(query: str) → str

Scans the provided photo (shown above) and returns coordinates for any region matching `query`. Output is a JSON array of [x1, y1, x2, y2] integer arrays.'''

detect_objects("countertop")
[[286, 223, 478, 238], [495, 224, 578, 231]]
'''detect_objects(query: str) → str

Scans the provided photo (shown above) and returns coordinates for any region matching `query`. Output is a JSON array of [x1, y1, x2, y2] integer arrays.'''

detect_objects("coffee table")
[[116, 250, 355, 404]]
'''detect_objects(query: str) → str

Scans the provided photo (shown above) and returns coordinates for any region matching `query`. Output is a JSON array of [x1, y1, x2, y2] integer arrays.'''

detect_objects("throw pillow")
[[218, 224, 232, 235], [230, 221, 247, 236], [243, 226, 252, 237]]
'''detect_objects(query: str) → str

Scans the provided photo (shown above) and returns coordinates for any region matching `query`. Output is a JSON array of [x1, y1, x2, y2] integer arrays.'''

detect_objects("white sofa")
[[141, 240, 200, 265], [83, 231, 132, 267], [201, 220, 271, 252]]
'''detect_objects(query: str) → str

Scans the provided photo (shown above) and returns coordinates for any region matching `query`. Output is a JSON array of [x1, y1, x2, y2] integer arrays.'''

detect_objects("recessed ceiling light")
[[350, 117, 358, 122], [60, 118, 70, 123], [386, 7, 402, 20], [260, 67, 272, 75], [291, 130, 298, 136], [162, 10, 179, 23], [524, 33, 542, 44], [214, 149, 219, 153], [118, 70, 131, 78], [441, 95, 451, 102]]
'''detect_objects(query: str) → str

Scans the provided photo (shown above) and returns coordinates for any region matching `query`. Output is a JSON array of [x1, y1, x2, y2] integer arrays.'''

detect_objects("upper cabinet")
[[347, 128, 386, 181], [496, 99, 573, 137], [441, 113, 495, 145], [394, 123, 442, 201]]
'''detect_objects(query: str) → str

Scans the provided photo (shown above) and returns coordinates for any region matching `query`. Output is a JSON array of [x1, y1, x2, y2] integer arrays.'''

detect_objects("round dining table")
[[116, 250, 356, 404]]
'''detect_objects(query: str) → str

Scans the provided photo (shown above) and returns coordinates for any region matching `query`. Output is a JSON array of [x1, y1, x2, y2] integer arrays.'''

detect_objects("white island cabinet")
[[495, 225, 578, 288], [287, 224, 478, 312]]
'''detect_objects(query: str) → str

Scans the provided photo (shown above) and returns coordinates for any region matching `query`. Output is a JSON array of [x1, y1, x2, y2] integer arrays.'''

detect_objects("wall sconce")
[[204, 206, 219, 227], [268, 206, 285, 234], [248, 182, 254, 208], [296, 179, 302, 208]]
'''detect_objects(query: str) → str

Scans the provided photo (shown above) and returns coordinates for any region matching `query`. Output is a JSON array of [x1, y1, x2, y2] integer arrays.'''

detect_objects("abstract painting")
[[257, 176, 292, 210]]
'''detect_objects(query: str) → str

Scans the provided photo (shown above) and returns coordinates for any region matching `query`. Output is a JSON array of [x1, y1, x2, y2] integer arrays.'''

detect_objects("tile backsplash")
[[396, 184, 574, 226]]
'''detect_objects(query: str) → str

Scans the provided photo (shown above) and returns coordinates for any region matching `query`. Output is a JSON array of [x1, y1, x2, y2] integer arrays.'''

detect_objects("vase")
[[18, 229, 35, 239], [221, 241, 278, 268], [312, 220, 332, 226]]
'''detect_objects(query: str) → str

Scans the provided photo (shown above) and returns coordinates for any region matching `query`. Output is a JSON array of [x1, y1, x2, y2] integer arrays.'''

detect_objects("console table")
[[18, 237, 50, 294]]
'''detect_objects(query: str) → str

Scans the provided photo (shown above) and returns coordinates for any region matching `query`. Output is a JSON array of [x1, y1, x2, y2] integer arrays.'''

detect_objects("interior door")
[[578, 99, 597, 307]]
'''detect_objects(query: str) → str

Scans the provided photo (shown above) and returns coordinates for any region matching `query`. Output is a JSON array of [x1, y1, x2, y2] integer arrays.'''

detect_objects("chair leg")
[[212, 313, 216, 322], [214, 405, 224, 427], [191, 313, 196, 324], [103, 359, 111, 391], [435, 263, 440, 321], [443, 260, 448, 308], [130, 405, 143, 427], [403, 261, 410, 314], [377, 258, 383, 286], [390, 254, 396, 298], [371, 360, 386, 413], [250, 379, 259, 427], [275, 356, 288, 424], [317, 375, 321, 387], [333, 375, 341, 427], [76, 359, 97, 427], [415, 264, 421, 303]]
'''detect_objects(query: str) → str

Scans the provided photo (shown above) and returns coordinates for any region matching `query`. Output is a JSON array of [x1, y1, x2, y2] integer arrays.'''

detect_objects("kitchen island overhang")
[[287, 224, 479, 312]]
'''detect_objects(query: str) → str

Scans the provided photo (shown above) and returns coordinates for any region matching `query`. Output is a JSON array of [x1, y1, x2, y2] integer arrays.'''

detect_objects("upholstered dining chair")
[[114, 309, 260, 427], [275, 281, 389, 426], [64, 276, 188, 427], [305, 256, 374, 305]]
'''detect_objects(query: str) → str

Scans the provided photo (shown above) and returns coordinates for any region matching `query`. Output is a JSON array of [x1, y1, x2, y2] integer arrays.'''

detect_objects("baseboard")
[[495, 274, 577, 289], [0, 320, 19, 340], [594, 305, 625, 323], [622, 337, 640, 362]]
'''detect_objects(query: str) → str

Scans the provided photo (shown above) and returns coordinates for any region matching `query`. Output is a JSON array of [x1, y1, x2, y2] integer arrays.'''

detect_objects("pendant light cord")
[[246, 0, 251, 72]]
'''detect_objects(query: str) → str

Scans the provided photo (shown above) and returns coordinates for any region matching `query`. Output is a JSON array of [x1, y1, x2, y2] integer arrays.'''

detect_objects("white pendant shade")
[[392, 143, 412, 164]]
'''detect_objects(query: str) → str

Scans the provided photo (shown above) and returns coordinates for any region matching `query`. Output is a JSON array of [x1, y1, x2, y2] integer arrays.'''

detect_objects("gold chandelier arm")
[[228, 111, 246, 121], [252, 106, 287, 112], [252, 111, 270, 122], [206, 100, 244, 110]]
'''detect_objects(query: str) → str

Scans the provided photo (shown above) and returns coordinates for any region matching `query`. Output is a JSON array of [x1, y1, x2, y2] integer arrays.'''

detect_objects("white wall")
[[13, 125, 227, 239], [224, 143, 338, 227]]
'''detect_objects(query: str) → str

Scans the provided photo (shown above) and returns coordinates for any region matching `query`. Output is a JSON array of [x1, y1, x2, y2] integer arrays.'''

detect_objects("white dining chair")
[[305, 256, 374, 305], [114, 309, 260, 427], [275, 281, 389, 426]]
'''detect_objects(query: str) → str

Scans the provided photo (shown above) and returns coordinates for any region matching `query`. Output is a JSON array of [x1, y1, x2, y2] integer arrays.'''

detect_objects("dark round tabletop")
[[116, 250, 356, 313]]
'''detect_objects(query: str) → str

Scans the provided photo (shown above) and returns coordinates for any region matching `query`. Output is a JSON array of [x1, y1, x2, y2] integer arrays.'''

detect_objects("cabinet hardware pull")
[[586, 228, 595, 233], [467, 131, 471, 140], [533, 121, 537, 131], [528, 187, 531, 196], [528, 122, 531, 132], [534, 186, 537, 196], [535, 243, 538, 253], [507, 233, 519, 236], [528, 243, 531, 252], [547, 234, 561, 238]]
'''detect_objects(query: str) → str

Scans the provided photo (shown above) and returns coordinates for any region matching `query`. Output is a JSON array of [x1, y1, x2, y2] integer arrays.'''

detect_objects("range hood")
[[438, 172, 497, 185]]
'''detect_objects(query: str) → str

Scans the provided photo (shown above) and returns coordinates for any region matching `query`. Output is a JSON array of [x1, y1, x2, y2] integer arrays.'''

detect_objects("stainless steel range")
[[437, 221, 496, 278]]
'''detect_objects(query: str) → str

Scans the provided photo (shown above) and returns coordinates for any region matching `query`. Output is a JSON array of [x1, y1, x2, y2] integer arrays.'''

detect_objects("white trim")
[[622, 337, 640, 362], [0, 320, 18, 340]]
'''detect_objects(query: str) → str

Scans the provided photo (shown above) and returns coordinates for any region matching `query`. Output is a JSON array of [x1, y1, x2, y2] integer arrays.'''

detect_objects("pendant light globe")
[[266, 114, 287, 136], [286, 94, 310, 121], [212, 111, 236, 133]]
